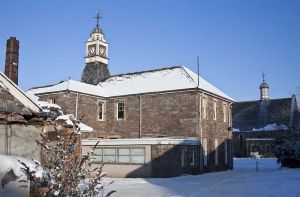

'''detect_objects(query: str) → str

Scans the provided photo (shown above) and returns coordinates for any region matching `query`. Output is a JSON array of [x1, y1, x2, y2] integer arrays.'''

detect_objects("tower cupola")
[[260, 73, 269, 101], [81, 10, 110, 85]]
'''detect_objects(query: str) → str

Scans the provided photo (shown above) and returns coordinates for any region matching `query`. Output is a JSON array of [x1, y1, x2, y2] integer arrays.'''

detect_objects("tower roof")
[[260, 81, 269, 89], [91, 26, 104, 34]]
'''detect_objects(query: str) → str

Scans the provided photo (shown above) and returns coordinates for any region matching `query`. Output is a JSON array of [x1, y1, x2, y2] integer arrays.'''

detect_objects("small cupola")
[[260, 73, 269, 101]]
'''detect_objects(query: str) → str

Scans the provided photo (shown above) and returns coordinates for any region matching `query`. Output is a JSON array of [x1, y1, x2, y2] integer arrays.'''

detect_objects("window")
[[215, 139, 218, 165], [117, 102, 125, 120], [181, 147, 186, 167], [224, 140, 228, 164], [97, 101, 104, 121], [203, 138, 208, 166], [118, 148, 130, 163], [223, 104, 227, 123], [190, 147, 195, 166], [93, 148, 103, 163], [103, 148, 116, 163], [130, 148, 145, 163], [47, 98, 56, 104], [93, 147, 145, 164], [213, 101, 217, 120], [202, 98, 207, 118], [228, 106, 232, 127]]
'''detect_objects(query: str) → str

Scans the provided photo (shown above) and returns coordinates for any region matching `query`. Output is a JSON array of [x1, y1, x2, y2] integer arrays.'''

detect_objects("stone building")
[[0, 70, 43, 160], [232, 78, 299, 158], [27, 18, 234, 176]]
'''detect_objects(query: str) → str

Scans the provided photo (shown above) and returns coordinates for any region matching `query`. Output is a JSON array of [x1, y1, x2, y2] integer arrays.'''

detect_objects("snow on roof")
[[82, 137, 200, 146], [78, 123, 93, 132], [55, 114, 94, 132], [252, 123, 288, 131], [27, 79, 105, 98], [38, 101, 62, 110], [245, 138, 275, 141], [233, 123, 289, 132], [27, 66, 233, 101]]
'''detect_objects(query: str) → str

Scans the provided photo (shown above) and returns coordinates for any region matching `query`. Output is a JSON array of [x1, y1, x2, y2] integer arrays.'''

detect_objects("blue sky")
[[0, 0, 299, 101]]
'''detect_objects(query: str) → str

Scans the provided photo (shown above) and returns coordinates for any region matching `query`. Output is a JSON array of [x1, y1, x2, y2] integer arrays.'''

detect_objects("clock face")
[[99, 45, 106, 57], [88, 45, 96, 56]]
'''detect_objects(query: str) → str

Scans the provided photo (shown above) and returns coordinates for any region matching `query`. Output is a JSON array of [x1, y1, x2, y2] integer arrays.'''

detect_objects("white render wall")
[[0, 124, 42, 160]]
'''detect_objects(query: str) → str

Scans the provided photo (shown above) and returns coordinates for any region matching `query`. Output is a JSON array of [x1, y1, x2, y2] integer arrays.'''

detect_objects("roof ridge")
[[105, 66, 182, 79], [28, 80, 67, 90], [180, 66, 196, 86]]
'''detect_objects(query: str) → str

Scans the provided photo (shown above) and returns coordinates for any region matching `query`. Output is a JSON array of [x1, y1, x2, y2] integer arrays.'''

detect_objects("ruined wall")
[[0, 124, 42, 160]]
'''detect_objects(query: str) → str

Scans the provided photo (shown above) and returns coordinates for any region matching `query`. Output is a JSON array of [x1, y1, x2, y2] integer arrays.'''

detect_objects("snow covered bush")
[[25, 117, 115, 197], [273, 137, 300, 168]]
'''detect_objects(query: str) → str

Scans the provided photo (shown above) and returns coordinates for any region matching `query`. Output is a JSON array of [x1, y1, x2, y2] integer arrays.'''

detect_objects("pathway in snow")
[[107, 158, 300, 197]]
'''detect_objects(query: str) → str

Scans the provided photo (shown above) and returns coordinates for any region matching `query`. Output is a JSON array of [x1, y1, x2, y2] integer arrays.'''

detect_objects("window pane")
[[103, 156, 116, 163], [92, 155, 102, 163], [118, 156, 130, 163], [118, 148, 130, 155], [118, 111, 124, 119], [104, 148, 116, 155], [131, 148, 145, 155], [94, 148, 102, 155], [131, 156, 144, 163]]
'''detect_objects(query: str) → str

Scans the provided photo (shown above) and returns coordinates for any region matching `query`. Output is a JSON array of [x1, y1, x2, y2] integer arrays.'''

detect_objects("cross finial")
[[262, 72, 266, 82], [93, 9, 102, 28]]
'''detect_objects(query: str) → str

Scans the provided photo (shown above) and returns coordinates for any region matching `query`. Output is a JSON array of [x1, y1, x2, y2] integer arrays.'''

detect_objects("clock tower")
[[81, 11, 110, 85]]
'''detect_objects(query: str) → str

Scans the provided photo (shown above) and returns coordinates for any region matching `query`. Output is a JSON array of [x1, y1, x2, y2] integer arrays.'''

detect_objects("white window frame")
[[116, 102, 125, 120], [202, 98, 207, 119], [93, 146, 145, 164], [215, 139, 218, 165], [47, 98, 56, 104], [228, 106, 232, 127], [213, 100, 217, 120], [97, 101, 105, 121], [223, 103, 227, 123], [203, 138, 208, 166]]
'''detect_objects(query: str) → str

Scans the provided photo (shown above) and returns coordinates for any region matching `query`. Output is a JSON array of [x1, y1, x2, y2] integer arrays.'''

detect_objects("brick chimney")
[[4, 37, 19, 85]]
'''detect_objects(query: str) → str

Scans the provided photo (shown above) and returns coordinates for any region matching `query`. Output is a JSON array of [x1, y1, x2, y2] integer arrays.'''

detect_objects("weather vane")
[[262, 72, 266, 82], [93, 9, 102, 28]]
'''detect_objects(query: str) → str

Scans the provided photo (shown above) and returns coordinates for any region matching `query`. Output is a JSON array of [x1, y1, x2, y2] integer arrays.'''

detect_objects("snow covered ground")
[[108, 158, 300, 197]]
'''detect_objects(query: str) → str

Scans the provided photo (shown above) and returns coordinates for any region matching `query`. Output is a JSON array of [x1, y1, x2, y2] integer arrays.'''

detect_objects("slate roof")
[[232, 96, 298, 131], [27, 66, 234, 101]]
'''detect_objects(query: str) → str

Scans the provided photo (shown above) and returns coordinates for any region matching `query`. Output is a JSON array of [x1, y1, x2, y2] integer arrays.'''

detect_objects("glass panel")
[[131, 148, 145, 155], [92, 155, 102, 163], [118, 148, 130, 155], [104, 148, 116, 155], [131, 156, 144, 164], [118, 156, 130, 163], [118, 111, 124, 119], [103, 156, 116, 163], [94, 148, 102, 155]]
